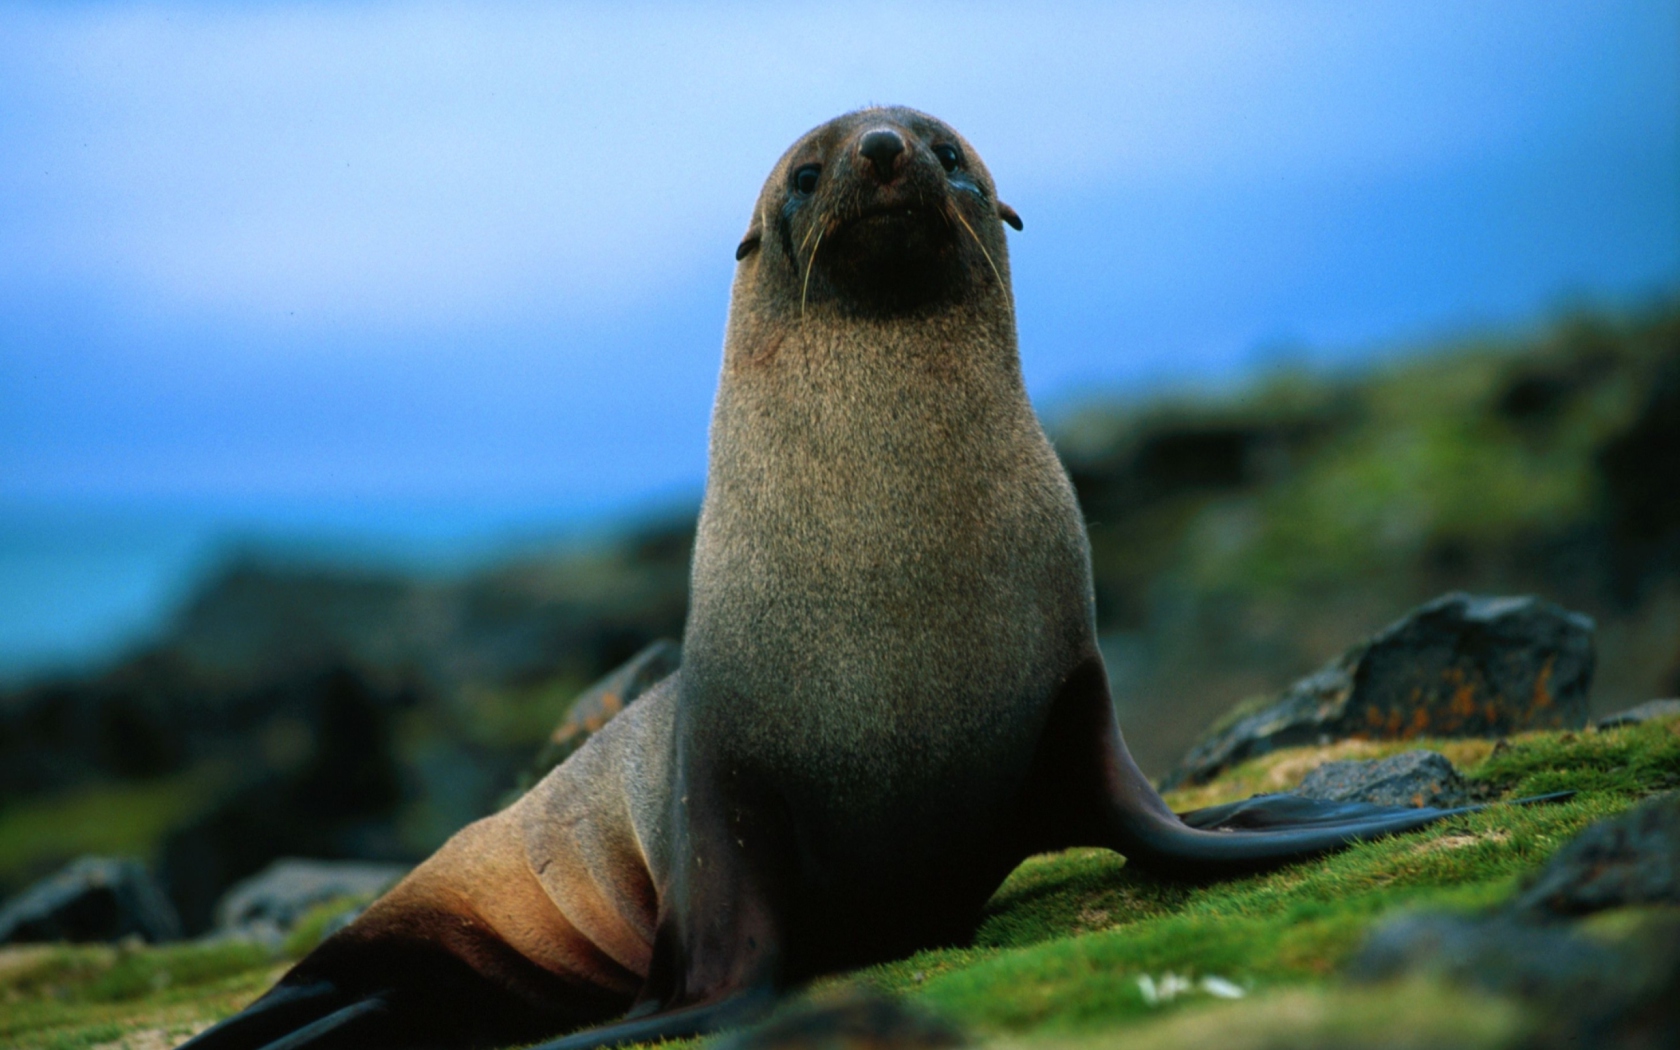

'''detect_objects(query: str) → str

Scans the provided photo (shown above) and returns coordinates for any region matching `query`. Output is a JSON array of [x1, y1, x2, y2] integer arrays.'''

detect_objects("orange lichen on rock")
[[1447, 668, 1479, 723], [1532, 655, 1556, 712]]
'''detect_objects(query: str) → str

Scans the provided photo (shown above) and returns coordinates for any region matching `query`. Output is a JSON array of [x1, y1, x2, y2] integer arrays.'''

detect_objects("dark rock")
[[0, 856, 182, 944], [1510, 792, 1680, 918], [1295, 750, 1470, 809], [1164, 593, 1594, 788], [1350, 798, 1680, 1049], [158, 665, 411, 935], [214, 857, 407, 937], [713, 991, 965, 1050], [1353, 911, 1644, 1005], [1351, 911, 1680, 1050], [1598, 699, 1680, 730], [520, 639, 681, 791]]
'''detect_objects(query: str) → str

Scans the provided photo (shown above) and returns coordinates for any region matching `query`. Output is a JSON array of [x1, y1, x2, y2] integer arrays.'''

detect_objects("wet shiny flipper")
[[525, 986, 778, 1050], [179, 982, 389, 1050], [1177, 790, 1576, 831]]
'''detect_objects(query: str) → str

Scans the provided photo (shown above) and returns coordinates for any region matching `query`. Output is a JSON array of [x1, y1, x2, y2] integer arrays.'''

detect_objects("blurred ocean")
[[0, 496, 685, 683]]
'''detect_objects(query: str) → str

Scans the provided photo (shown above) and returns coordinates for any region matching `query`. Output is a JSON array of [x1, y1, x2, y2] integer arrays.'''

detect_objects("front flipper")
[[179, 799, 644, 1050], [177, 922, 626, 1050], [521, 736, 801, 1050], [177, 981, 388, 1050], [526, 986, 777, 1050]]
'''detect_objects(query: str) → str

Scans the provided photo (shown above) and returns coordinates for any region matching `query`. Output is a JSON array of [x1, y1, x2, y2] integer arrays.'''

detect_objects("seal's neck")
[[726, 296, 1021, 404], [697, 300, 1060, 561]]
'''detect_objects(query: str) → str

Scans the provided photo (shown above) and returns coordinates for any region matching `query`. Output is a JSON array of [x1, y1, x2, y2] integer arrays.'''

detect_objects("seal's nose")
[[858, 128, 906, 182]]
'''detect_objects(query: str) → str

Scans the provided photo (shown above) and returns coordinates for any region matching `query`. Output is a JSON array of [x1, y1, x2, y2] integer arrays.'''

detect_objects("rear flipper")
[[1117, 789, 1578, 879], [1177, 790, 1575, 832], [1120, 787, 1577, 880], [1031, 656, 1578, 880]]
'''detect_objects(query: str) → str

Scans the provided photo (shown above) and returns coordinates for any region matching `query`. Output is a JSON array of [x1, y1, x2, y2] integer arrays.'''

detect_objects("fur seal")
[[180, 107, 1543, 1050]]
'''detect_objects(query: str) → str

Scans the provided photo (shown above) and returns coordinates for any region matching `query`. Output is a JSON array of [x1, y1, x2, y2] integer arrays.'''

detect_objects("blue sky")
[[0, 1, 1677, 674]]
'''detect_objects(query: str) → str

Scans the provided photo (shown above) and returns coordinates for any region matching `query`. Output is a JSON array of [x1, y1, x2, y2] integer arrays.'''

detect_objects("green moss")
[[281, 895, 369, 957], [0, 940, 282, 1049], [1468, 718, 1680, 798], [0, 940, 272, 1003], [0, 768, 226, 888]]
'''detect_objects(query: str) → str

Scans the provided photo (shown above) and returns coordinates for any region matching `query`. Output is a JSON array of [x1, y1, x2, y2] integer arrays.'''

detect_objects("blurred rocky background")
[[1, 302, 1676, 937]]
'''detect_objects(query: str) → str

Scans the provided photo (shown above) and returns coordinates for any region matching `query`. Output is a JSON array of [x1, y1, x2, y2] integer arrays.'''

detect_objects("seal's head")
[[733, 107, 1022, 320]]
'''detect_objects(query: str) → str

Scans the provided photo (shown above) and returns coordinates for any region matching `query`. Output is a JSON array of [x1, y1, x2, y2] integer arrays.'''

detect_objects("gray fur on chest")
[[681, 316, 1094, 814]]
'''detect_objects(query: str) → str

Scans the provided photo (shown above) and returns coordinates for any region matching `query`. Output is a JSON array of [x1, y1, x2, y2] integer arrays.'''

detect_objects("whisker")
[[949, 205, 1004, 290], [801, 226, 825, 319], [798, 219, 822, 257]]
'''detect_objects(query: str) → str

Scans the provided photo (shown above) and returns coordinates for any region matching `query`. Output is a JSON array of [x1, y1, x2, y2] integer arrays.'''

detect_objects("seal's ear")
[[997, 202, 1023, 231], [736, 226, 762, 261]]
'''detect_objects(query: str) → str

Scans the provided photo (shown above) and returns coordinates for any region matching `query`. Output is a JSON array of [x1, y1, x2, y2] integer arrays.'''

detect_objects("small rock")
[[1136, 972, 1193, 1006], [1510, 792, 1680, 918], [1351, 911, 1680, 1050], [1352, 909, 1675, 1005], [0, 857, 181, 945], [1135, 973, 1246, 1006], [1295, 750, 1471, 809], [1198, 975, 1245, 999], [1597, 699, 1680, 730], [713, 991, 965, 1050], [1164, 593, 1594, 788], [214, 857, 406, 937]]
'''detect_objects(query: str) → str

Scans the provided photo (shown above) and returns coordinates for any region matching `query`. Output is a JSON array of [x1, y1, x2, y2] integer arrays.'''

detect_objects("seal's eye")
[[933, 144, 961, 173], [792, 164, 821, 195]]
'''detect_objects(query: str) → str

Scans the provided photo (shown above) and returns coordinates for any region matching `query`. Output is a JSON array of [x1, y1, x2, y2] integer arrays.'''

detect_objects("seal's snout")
[[858, 128, 906, 182], [777, 109, 1001, 317]]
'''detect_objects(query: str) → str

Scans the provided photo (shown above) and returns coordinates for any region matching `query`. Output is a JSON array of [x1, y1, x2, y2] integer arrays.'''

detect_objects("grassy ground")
[[0, 768, 230, 893], [3, 714, 1675, 1050]]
